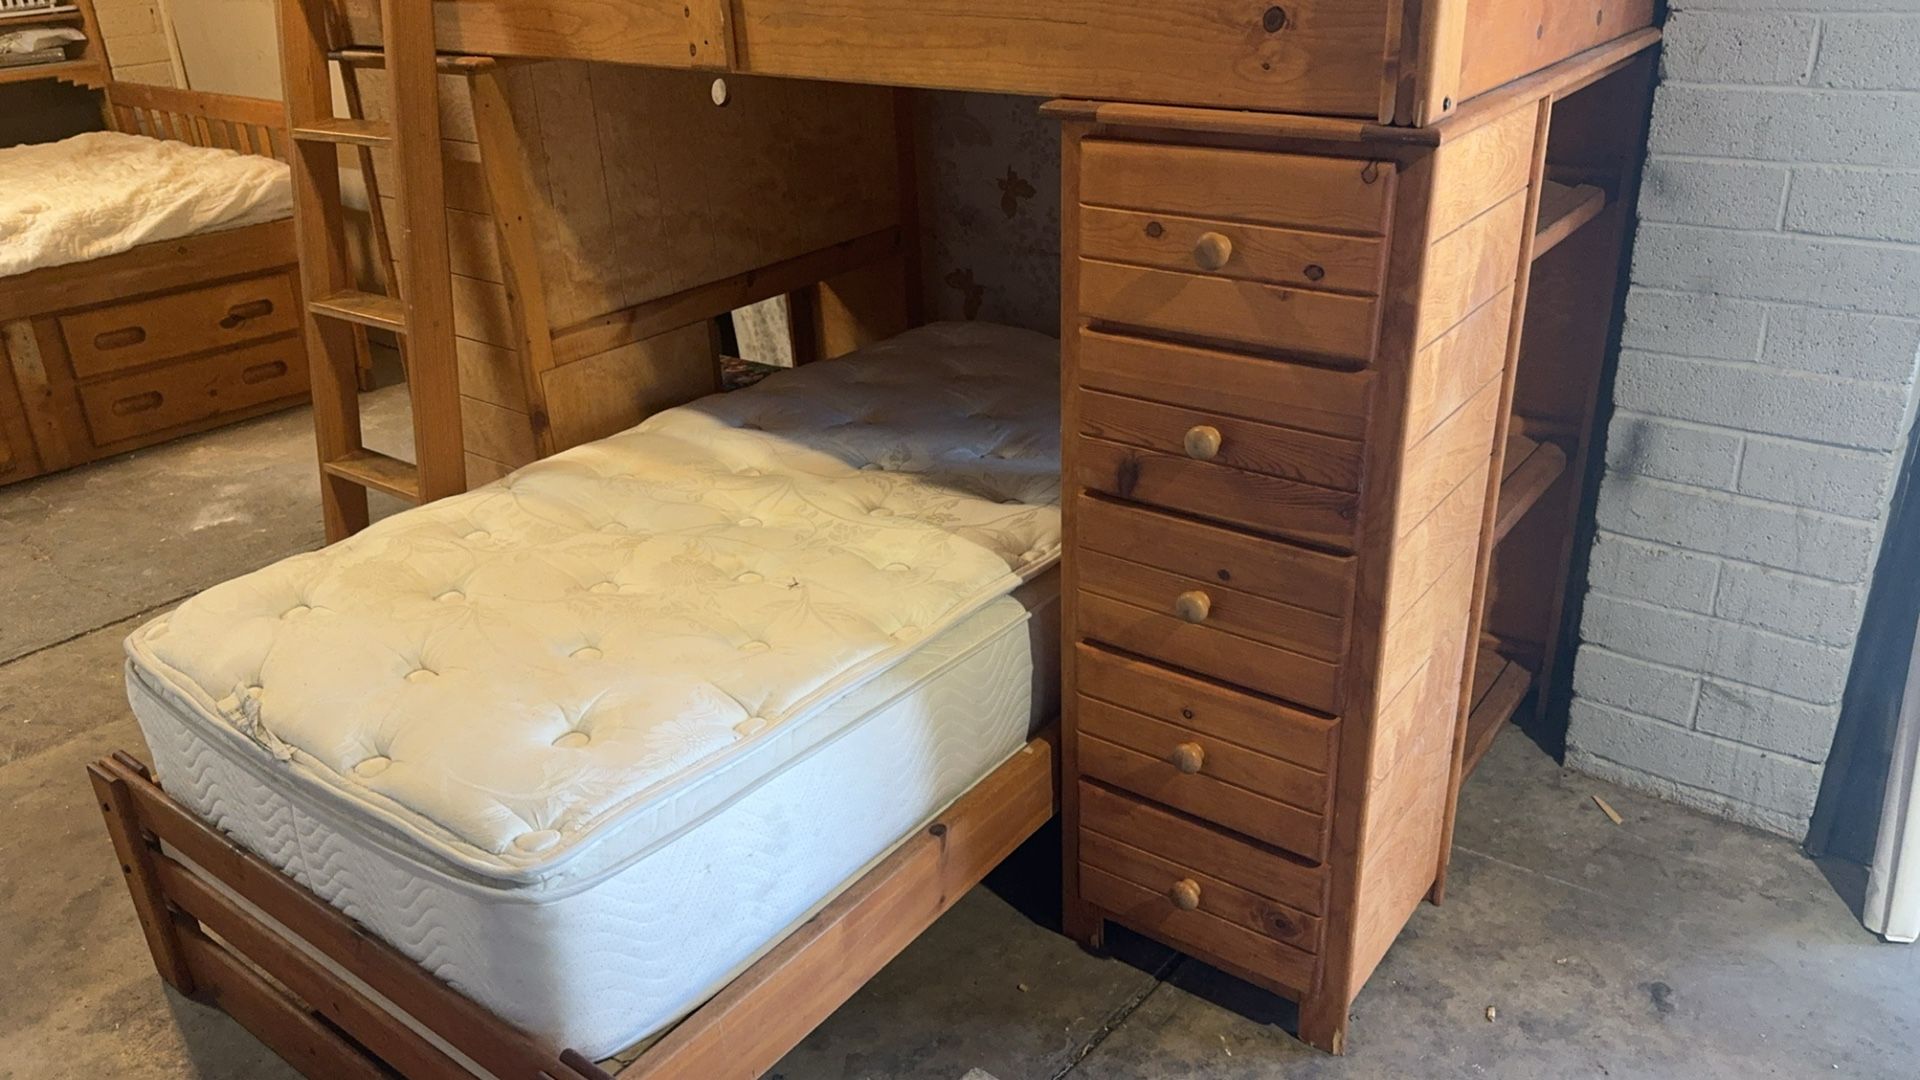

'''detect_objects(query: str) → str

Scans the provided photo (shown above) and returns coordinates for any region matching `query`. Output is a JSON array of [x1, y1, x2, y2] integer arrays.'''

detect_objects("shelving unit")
[[1493, 431, 1568, 542], [1463, 647, 1532, 779], [1533, 180, 1608, 259], [0, 0, 108, 89]]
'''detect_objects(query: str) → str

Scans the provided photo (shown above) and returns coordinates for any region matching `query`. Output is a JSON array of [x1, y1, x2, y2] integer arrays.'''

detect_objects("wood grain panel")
[[1426, 105, 1536, 239], [1414, 189, 1528, 347], [459, 396, 539, 466], [1076, 435, 1360, 551], [1080, 389, 1364, 491], [1075, 496, 1355, 620], [1077, 590, 1342, 715], [1080, 550, 1345, 662], [1395, 378, 1501, 540], [1457, 0, 1658, 103], [1079, 781, 1326, 915], [1080, 260, 1380, 362], [541, 322, 715, 451], [333, 0, 733, 68], [1080, 829, 1322, 953], [1078, 329, 1373, 440], [1082, 865, 1317, 994], [76, 336, 307, 446], [1404, 289, 1512, 445], [1077, 644, 1338, 774], [60, 273, 298, 378], [1078, 699, 1330, 814], [1082, 141, 1393, 234], [1385, 463, 1492, 633], [1079, 207, 1385, 294], [1079, 734, 1327, 858]]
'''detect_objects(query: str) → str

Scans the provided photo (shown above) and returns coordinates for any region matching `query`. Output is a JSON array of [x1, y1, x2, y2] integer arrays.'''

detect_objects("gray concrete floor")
[[2, 392, 1916, 1079]]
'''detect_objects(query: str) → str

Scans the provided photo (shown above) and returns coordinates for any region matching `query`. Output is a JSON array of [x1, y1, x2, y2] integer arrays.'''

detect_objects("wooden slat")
[[1079, 548, 1346, 662], [616, 731, 1058, 1079], [1079, 829, 1321, 953], [1078, 781, 1325, 916], [1077, 329, 1374, 441], [1080, 141, 1393, 236], [322, 448, 421, 501], [291, 116, 393, 147], [1076, 590, 1343, 715], [1076, 436, 1360, 552], [309, 290, 406, 332], [1078, 389, 1365, 492], [1078, 207, 1387, 295], [1078, 732, 1328, 859], [1461, 650, 1531, 779], [1080, 260, 1380, 362], [1532, 181, 1608, 259], [176, 928, 392, 1080], [1493, 432, 1569, 542]]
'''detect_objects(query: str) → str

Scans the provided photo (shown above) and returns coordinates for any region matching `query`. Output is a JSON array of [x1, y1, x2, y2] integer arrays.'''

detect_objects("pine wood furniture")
[[90, 0, 1659, 1073], [1, 80, 308, 488]]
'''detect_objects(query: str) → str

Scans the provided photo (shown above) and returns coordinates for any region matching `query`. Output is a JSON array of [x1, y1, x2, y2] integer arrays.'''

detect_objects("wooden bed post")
[[88, 758, 196, 995]]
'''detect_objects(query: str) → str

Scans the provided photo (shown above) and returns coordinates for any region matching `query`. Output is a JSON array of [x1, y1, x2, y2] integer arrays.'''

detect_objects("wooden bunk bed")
[[1, 65, 309, 486], [88, 0, 1662, 1074]]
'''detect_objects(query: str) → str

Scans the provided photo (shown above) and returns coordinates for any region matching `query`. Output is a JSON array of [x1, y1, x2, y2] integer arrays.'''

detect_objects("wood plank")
[[1076, 435, 1360, 552], [1078, 207, 1386, 294], [1081, 141, 1394, 235], [1075, 495, 1355, 620], [542, 323, 716, 452], [1393, 378, 1501, 539], [59, 273, 299, 378], [333, 0, 733, 69], [1462, 650, 1531, 779], [1426, 104, 1536, 240], [1079, 388, 1365, 492], [1076, 643, 1338, 775], [1078, 781, 1325, 915], [1080, 829, 1321, 953], [617, 732, 1058, 1079], [1078, 731, 1328, 859], [1457, 0, 1658, 105], [1403, 289, 1512, 445], [1533, 181, 1608, 260], [1493, 432, 1568, 542], [75, 336, 308, 447], [0, 220, 296, 323], [1078, 329, 1374, 441], [322, 448, 421, 502], [1080, 260, 1380, 362], [1079, 549, 1346, 662], [1078, 698, 1330, 813], [1413, 189, 1529, 347], [176, 929, 391, 1080], [1076, 590, 1342, 715]]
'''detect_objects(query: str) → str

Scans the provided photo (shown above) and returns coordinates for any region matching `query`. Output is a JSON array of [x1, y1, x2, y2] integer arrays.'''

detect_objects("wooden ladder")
[[278, 0, 464, 541]]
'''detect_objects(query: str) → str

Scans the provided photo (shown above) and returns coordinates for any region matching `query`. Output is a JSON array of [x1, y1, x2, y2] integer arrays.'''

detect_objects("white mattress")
[[123, 321, 1062, 1057], [0, 131, 293, 278]]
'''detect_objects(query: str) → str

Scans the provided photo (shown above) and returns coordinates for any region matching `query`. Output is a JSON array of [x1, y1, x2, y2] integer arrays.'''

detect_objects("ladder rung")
[[330, 48, 498, 74], [322, 449, 421, 502], [310, 290, 405, 332], [291, 117, 391, 148]]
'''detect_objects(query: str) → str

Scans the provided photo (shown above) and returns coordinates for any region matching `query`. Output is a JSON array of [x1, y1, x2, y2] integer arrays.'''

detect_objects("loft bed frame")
[[88, 0, 1662, 1074], [0, 75, 310, 487]]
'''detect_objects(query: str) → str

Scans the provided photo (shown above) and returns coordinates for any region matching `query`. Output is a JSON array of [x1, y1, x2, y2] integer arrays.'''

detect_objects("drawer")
[[61, 272, 299, 380], [1079, 206, 1385, 294], [1075, 495, 1354, 621], [78, 336, 308, 447], [1077, 643, 1337, 774], [1079, 387, 1363, 492], [1075, 589, 1341, 715], [1079, 259, 1379, 362], [1075, 435, 1359, 551], [1078, 781, 1322, 992], [1078, 328, 1373, 442], [1080, 141, 1392, 237], [1079, 548, 1343, 663]]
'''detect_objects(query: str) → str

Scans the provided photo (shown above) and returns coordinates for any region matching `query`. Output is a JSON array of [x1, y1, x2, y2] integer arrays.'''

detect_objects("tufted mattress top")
[[126, 322, 1061, 887]]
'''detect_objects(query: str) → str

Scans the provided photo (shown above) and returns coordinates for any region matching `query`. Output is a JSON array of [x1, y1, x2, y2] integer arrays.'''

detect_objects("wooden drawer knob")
[[1169, 878, 1202, 911], [1169, 741, 1205, 774], [1183, 424, 1222, 461], [1192, 231, 1233, 271], [1174, 590, 1211, 624]]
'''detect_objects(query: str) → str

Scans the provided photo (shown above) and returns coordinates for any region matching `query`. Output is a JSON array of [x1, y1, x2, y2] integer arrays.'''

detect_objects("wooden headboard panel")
[[104, 82, 288, 160]]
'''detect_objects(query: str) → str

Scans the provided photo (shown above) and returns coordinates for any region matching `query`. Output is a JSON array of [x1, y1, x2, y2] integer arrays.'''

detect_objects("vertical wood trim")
[[467, 64, 560, 456], [1432, 95, 1552, 902], [339, 60, 406, 394], [1296, 148, 1427, 1057], [88, 764, 196, 993], [1057, 117, 1102, 949], [1404, 0, 1468, 126], [382, 0, 466, 500]]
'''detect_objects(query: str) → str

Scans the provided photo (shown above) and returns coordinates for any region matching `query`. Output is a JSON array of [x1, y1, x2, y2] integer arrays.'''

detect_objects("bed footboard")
[[88, 729, 1059, 1079]]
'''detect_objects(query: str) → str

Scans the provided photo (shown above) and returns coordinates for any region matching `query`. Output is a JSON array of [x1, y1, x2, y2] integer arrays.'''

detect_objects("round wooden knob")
[[1174, 590, 1211, 624], [1192, 231, 1233, 271], [1169, 878, 1202, 911], [1169, 741, 1205, 774], [1183, 424, 1222, 461]]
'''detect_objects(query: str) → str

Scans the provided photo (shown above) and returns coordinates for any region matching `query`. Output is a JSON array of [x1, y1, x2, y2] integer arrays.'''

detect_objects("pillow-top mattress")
[[125, 321, 1061, 888]]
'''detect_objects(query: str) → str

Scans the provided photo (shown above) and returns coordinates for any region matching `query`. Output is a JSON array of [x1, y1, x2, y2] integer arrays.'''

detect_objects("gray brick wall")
[[1566, 1, 1920, 837]]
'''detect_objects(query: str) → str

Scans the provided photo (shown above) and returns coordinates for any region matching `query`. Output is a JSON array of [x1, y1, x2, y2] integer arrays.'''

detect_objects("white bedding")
[[0, 131, 292, 278]]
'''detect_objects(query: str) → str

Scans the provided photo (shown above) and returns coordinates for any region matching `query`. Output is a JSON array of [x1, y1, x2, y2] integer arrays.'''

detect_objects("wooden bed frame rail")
[[90, 729, 1058, 1079], [105, 81, 289, 160]]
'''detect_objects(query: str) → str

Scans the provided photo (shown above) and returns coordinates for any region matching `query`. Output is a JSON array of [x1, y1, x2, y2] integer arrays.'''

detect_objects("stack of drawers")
[[1062, 137, 1394, 1003]]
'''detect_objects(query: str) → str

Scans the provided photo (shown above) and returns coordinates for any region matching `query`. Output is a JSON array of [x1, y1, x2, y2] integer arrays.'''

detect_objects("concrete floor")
[[3, 393, 1916, 1079]]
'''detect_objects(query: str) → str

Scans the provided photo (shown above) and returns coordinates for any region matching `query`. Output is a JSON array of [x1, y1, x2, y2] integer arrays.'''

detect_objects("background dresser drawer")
[[61, 272, 299, 379], [1076, 496, 1355, 622], [1078, 206, 1385, 294], [1079, 386, 1363, 492], [1078, 781, 1323, 992], [1076, 589, 1341, 714], [78, 336, 308, 447], [1078, 329, 1373, 441], [1075, 434, 1359, 551], [1079, 259, 1378, 361], [1080, 141, 1392, 236], [1079, 548, 1344, 665]]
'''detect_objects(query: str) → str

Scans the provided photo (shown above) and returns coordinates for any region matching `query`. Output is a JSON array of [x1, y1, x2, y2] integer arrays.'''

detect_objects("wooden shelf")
[[1533, 180, 1608, 259], [1462, 648, 1533, 781], [1493, 431, 1568, 543], [0, 56, 104, 87]]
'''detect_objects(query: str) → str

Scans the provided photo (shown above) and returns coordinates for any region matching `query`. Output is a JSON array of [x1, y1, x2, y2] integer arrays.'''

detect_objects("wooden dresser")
[[1051, 39, 1657, 1053]]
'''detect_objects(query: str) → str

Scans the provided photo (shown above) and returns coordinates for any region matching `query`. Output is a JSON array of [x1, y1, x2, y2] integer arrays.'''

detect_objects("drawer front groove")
[[1080, 141, 1393, 236], [1077, 590, 1342, 714], [1079, 780, 1325, 913], [1080, 388, 1364, 491], [1079, 206, 1386, 294], [1077, 435, 1359, 551], [1080, 828, 1321, 954], [1079, 549, 1345, 662], [1079, 329, 1373, 440], [1080, 259, 1379, 362], [77, 336, 309, 447]]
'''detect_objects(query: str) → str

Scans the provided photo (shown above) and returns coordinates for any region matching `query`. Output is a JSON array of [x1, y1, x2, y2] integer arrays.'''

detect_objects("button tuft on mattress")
[[735, 572, 763, 584], [436, 590, 465, 603], [589, 581, 619, 594], [465, 530, 491, 542], [552, 731, 591, 749], [733, 716, 769, 737], [571, 646, 602, 660], [868, 507, 893, 517], [740, 640, 770, 653], [354, 756, 391, 778], [894, 625, 923, 641], [284, 604, 312, 619], [737, 517, 762, 528], [513, 830, 563, 853], [405, 668, 437, 683]]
